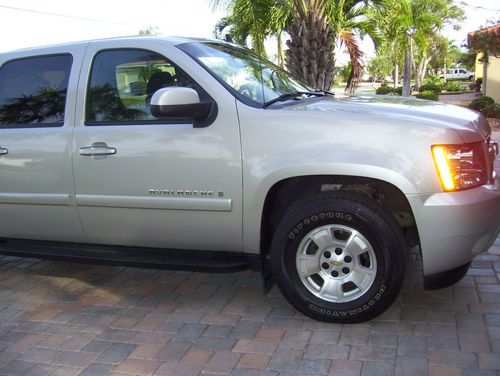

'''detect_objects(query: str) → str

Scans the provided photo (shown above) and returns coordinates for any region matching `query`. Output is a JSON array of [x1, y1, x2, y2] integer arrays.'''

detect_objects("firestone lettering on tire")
[[288, 211, 353, 240], [308, 284, 387, 317]]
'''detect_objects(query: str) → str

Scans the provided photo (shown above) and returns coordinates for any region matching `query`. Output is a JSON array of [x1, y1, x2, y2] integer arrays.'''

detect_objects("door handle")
[[0, 147, 8, 156], [79, 144, 117, 156]]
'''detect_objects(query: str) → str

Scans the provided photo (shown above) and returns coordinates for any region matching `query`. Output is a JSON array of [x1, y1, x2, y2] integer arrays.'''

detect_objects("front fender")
[[242, 164, 416, 253]]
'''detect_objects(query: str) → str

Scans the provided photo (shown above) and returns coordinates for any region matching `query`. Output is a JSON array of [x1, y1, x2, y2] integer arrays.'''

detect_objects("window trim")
[[84, 48, 217, 127], [85, 118, 193, 127], [0, 53, 73, 129]]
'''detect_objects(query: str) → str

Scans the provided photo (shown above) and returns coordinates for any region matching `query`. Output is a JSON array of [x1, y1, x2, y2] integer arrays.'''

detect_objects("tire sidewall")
[[271, 195, 405, 322]]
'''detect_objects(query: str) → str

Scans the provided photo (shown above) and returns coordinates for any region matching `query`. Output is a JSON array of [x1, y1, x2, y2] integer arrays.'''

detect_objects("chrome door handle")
[[79, 144, 117, 156], [0, 147, 8, 156]]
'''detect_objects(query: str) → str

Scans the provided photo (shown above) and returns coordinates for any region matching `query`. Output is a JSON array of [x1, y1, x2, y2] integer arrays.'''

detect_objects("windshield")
[[178, 41, 313, 107]]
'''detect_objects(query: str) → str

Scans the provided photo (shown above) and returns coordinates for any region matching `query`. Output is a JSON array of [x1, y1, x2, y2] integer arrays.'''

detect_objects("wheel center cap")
[[331, 260, 342, 267]]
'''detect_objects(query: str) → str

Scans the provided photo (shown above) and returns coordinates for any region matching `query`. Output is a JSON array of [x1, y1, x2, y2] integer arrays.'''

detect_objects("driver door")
[[72, 40, 243, 252]]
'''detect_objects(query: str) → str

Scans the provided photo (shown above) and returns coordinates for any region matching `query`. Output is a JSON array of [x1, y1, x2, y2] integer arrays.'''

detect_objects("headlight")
[[432, 143, 487, 191]]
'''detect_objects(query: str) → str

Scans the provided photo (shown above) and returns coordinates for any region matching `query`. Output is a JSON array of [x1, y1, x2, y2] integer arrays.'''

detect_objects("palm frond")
[[340, 29, 364, 92]]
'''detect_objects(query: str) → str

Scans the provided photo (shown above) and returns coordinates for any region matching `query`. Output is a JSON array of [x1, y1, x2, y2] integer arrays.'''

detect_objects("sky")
[[0, 0, 226, 52], [0, 0, 498, 57]]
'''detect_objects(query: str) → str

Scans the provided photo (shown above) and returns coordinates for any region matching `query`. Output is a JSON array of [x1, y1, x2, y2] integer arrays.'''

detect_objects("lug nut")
[[323, 251, 331, 258], [335, 247, 343, 255], [331, 270, 339, 277], [344, 256, 352, 263], [322, 262, 329, 269], [342, 267, 350, 274]]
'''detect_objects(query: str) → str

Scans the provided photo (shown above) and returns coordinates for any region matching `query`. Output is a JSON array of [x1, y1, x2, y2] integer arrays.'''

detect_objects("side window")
[[86, 49, 197, 124], [0, 54, 72, 128]]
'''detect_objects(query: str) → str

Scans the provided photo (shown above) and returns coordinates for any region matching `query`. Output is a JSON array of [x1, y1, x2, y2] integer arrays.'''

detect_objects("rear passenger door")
[[72, 40, 243, 251], [0, 47, 85, 242]]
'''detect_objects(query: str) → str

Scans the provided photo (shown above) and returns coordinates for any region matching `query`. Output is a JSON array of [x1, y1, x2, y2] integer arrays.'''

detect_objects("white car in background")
[[439, 68, 475, 81]]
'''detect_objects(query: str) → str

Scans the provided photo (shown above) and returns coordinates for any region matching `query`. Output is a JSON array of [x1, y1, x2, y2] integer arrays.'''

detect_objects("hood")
[[285, 94, 491, 141]]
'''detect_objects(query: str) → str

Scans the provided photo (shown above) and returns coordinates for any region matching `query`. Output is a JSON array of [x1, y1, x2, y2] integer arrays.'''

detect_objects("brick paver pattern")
[[0, 237, 498, 376]]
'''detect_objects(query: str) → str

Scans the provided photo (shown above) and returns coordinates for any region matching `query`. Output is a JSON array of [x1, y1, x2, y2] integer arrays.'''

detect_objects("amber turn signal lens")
[[432, 146, 455, 191]]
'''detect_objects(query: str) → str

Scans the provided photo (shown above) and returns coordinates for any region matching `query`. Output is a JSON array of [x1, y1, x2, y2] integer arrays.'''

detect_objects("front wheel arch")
[[259, 175, 418, 263]]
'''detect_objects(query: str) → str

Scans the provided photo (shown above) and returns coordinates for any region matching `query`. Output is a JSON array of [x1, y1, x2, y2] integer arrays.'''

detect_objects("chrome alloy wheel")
[[295, 224, 377, 303]]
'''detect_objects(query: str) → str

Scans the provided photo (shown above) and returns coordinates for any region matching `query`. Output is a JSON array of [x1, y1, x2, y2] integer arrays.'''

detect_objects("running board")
[[0, 239, 260, 273]]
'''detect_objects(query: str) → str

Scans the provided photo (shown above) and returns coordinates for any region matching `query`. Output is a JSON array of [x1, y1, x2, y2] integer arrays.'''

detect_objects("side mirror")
[[150, 87, 212, 120]]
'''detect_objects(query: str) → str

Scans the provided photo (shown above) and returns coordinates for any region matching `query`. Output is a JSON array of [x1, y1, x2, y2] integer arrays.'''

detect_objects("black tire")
[[270, 192, 407, 323]]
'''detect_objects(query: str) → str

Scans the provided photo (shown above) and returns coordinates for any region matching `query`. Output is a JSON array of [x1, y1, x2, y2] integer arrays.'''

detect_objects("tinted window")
[[86, 49, 196, 124], [0, 54, 72, 127]]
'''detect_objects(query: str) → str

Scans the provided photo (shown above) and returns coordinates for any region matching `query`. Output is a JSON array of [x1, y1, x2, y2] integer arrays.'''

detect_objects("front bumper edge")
[[423, 262, 471, 290]]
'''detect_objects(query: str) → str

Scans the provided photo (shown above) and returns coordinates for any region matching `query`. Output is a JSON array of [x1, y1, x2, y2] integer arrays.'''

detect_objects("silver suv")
[[0, 36, 499, 323]]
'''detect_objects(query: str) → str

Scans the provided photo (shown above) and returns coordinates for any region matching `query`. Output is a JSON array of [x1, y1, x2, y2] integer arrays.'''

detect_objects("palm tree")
[[322, 0, 380, 91], [210, 0, 380, 92], [368, 0, 411, 89], [410, 0, 463, 91], [371, 0, 463, 96], [212, 0, 288, 59], [285, 0, 336, 90]]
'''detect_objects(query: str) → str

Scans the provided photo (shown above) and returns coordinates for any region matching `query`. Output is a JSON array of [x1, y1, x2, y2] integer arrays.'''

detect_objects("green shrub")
[[416, 90, 439, 101], [419, 83, 441, 94], [375, 86, 402, 95], [444, 81, 462, 92], [376, 86, 395, 95], [425, 75, 444, 85], [481, 103, 500, 118], [469, 96, 495, 111]]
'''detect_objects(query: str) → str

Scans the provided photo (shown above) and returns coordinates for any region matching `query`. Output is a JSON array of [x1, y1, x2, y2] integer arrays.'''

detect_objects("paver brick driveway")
[[0, 237, 499, 376]]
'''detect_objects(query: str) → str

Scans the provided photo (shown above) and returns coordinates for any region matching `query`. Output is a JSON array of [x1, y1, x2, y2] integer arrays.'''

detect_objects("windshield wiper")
[[314, 88, 335, 96], [263, 91, 326, 108]]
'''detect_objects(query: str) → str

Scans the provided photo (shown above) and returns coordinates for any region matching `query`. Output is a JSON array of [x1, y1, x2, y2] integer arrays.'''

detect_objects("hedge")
[[416, 90, 439, 101], [418, 83, 441, 94]]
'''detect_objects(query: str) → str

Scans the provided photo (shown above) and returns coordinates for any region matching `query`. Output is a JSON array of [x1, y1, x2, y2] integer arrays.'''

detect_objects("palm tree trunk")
[[277, 32, 284, 68], [415, 59, 423, 91], [402, 47, 412, 97], [482, 51, 488, 96], [415, 56, 431, 92], [252, 35, 266, 58], [285, 0, 335, 90], [394, 63, 399, 88]]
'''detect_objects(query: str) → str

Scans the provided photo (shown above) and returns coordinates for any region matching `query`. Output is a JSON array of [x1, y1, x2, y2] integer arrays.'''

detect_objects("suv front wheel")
[[270, 192, 407, 323]]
